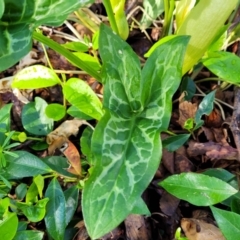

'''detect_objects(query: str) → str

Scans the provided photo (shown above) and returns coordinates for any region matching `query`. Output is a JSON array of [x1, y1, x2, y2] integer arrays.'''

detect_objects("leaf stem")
[[32, 31, 102, 81]]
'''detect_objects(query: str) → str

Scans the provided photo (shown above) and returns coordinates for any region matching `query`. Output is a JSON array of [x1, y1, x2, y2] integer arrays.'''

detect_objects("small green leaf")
[[34, 175, 44, 199], [16, 198, 49, 222], [45, 104, 66, 121], [30, 142, 48, 151], [73, 52, 101, 71], [62, 42, 89, 52], [12, 65, 61, 89], [26, 182, 38, 204], [231, 193, 240, 214], [43, 156, 77, 178], [22, 97, 53, 136], [0, 104, 12, 145], [194, 90, 216, 128], [45, 178, 66, 240], [17, 221, 28, 231], [140, 0, 164, 29], [63, 78, 103, 120], [80, 127, 93, 164], [183, 118, 194, 130], [15, 184, 27, 200], [64, 186, 79, 226], [160, 172, 238, 206], [203, 51, 240, 85], [0, 212, 18, 240], [1, 151, 52, 179], [210, 206, 240, 239], [180, 77, 196, 101], [13, 230, 44, 240], [203, 168, 235, 182], [67, 105, 93, 120], [0, 198, 10, 218], [162, 134, 190, 152]]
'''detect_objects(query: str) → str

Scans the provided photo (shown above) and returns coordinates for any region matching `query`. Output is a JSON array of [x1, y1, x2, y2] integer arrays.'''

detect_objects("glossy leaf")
[[140, 0, 164, 29], [67, 106, 93, 120], [0, 24, 32, 72], [16, 198, 49, 222], [33, 175, 44, 199], [45, 178, 66, 240], [64, 186, 79, 226], [43, 156, 77, 178], [160, 172, 238, 206], [180, 77, 196, 101], [211, 206, 240, 239], [203, 51, 240, 85], [26, 182, 38, 203], [17, 221, 28, 231], [177, 0, 238, 74], [82, 24, 189, 239], [13, 230, 44, 240], [45, 104, 66, 121], [80, 127, 93, 164], [0, 197, 10, 218], [22, 97, 53, 136], [0, 212, 18, 240], [63, 78, 104, 120], [15, 184, 27, 200], [194, 90, 216, 129], [162, 134, 190, 152], [1, 151, 52, 179], [203, 168, 235, 183], [12, 65, 61, 89]]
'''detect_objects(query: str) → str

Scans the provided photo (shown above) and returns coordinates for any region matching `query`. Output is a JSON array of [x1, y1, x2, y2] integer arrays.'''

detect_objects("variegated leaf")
[[0, 24, 32, 71], [82, 24, 189, 239]]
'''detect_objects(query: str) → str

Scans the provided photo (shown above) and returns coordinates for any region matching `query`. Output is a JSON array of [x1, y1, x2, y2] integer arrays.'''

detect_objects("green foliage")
[[82, 24, 189, 239], [22, 97, 54, 136], [0, 0, 95, 71], [0, 212, 18, 240], [203, 51, 240, 84], [162, 134, 190, 152], [159, 172, 238, 206], [45, 104, 66, 121]]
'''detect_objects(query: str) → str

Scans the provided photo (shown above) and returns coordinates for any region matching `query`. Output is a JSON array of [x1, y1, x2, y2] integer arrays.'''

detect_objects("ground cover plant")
[[1, 0, 240, 239]]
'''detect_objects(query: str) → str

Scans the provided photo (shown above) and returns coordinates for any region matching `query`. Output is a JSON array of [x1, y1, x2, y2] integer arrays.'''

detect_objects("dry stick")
[[230, 87, 240, 161]]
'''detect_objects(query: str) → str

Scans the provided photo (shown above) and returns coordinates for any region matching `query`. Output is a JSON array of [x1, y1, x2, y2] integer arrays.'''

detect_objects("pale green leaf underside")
[[82, 24, 189, 239], [0, 0, 4, 18], [160, 173, 238, 206]]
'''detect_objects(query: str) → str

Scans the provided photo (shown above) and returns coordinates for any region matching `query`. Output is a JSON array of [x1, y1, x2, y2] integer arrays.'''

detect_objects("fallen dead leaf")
[[181, 218, 225, 240], [187, 140, 238, 160], [178, 93, 198, 128], [205, 108, 223, 128]]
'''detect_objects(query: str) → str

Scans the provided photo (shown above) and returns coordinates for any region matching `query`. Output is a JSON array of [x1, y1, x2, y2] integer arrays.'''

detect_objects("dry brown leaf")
[[178, 93, 198, 128], [181, 218, 225, 240], [187, 140, 238, 160], [205, 108, 222, 128], [159, 191, 180, 216]]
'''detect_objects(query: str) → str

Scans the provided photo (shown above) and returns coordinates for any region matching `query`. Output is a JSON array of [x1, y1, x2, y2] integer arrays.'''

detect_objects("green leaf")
[[15, 184, 27, 200], [160, 172, 238, 206], [231, 193, 240, 214], [82, 24, 189, 239], [67, 105, 93, 120], [0, 24, 32, 72], [33, 175, 44, 199], [140, 0, 164, 29], [26, 182, 38, 204], [45, 178, 66, 240], [162, 134, 190, 152], [62, 42, 89, 52], [64, 186, 79, 226], [210, 206, 240, 239], [63, 78, 104, 120], [80, 127, 93, 164], [203, 51, 240, 85], [0, 212, 18, 240], [12, 65, 61, 89], [203, 168, 235, 183], [45, 104, 66, 121], [17, 221, 28, 231], [16, 198, 49, 222], [0, 0, 4, 18], [1, 151, 52, 179], [0, 197, 10, 218], [177, 0, 238, 75], [73, 52, 101, 71], [43, 156, 77, 178], [22, 97, 53, 136], [13, 230, 44, 240], [194, 90, 216, 129], [180, 77, 196, 101], [0, 104, 12, 145]]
